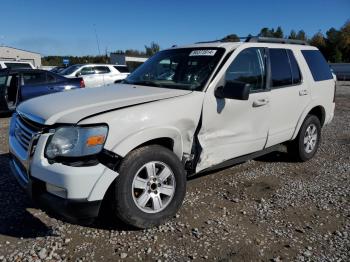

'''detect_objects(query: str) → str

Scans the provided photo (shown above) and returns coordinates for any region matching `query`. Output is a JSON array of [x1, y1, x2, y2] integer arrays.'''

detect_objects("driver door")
[[197, 47, 270, 172]]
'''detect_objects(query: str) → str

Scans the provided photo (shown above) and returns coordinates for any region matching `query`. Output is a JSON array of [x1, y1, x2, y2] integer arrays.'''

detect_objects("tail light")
[[80, 79, 85, 88]]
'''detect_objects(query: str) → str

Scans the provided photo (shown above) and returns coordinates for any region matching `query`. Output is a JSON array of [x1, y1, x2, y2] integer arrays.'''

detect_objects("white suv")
[[9, 37, 335, 228], [60, 64, 129, 88]]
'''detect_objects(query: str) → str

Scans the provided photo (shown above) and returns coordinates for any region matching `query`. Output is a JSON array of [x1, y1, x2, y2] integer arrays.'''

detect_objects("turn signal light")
[[86, 135, 106, 147]]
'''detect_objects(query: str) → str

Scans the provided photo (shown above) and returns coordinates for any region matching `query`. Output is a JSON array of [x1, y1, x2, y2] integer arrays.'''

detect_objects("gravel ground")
[[0, 85, 349, 261]]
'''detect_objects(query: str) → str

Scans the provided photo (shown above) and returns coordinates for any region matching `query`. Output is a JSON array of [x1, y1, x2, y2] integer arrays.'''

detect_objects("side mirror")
[[75, 72, 81, 77], [214, 81, 250, 100]]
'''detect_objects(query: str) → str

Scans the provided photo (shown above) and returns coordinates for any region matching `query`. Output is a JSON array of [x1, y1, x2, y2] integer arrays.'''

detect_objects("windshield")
[[60, 65, 81, 75], [124, 48, 225, 91]]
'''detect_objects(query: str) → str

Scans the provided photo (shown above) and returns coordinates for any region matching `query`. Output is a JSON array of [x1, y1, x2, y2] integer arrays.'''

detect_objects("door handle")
[[299, 89, 308, 96], [253, 98, 269, 107]]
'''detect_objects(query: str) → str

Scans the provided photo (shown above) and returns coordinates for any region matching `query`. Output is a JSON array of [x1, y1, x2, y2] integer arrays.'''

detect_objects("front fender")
[[111, 126, 184, 159]]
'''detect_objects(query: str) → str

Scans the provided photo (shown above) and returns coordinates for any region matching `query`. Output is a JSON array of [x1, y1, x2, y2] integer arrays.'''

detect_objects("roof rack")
[[245, 36, 309, 45], [196, 36, 309, 45]]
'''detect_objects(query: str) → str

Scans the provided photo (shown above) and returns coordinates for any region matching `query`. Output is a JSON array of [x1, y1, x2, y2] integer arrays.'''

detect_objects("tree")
[[145, 42, 160, 56], [288, 30, 297, 39], [325, 27, 341, 62], [339, 20, 350, 62], [296, 30, 307, 41], [274, 26, 284, 38], [259, 27, 274, 37], [222, 34, 240, 42], [310, 32, 326, 54]]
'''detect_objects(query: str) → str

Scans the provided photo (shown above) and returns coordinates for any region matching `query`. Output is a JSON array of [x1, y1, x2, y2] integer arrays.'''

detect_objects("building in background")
[[0, 46, 41, 68], [110, 53, 148, 71]]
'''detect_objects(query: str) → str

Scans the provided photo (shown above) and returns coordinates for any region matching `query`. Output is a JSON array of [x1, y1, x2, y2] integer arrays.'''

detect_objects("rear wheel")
[[112, 145, 186, 228], [288, 114, 321, 161]]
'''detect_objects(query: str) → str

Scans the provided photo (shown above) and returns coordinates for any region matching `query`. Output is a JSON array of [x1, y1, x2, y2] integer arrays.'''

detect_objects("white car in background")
[[60, 64, 130, 88]]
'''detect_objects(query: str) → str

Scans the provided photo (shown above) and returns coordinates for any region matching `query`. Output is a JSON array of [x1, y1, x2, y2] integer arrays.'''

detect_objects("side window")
[[226, 47, 266, 92], [47, 73, 56, 83], [270, 49, 292, 87], [114, 66, 130, 73], [287, 50, 301, 84], [301, 50, 333, 81], [80, 67, 95, 75], [22, 72, 47, 85], [94, 66, 111, 74]]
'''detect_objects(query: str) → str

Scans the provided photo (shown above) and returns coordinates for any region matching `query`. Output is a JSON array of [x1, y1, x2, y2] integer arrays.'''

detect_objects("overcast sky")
[[1, 0, 349, 56]]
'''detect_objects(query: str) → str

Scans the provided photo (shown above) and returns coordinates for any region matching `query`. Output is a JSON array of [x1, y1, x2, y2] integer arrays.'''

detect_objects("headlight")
[[45, 125, 108, 159]]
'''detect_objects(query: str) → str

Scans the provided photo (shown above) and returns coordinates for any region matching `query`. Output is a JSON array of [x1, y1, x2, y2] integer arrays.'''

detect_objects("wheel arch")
[[291, 104, 326, 140], [111, 127, 184, 160]]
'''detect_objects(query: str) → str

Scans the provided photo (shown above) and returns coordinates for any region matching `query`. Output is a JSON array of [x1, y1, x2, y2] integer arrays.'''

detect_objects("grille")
[[14, 115, 42, 152]]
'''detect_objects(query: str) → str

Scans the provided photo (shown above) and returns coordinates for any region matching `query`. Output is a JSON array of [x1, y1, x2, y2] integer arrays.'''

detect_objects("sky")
[[1, 0, 349, 56]]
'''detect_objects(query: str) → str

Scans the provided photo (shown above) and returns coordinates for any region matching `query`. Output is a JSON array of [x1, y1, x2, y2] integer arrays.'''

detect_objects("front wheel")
[[113, 145, 186, 228], [288, 114, 321, 162]]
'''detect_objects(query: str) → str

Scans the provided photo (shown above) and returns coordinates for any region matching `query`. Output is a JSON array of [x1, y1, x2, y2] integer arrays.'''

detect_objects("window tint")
[[270, 49, 292, 87], [287, 50, 301, 84], [80, 67, 95, 75], [114, 66, 130, 73], [94, 66, 110, 74], [23, 72, 47, 85], [226, 47, 266, 92], [301, 50, 333, 81]]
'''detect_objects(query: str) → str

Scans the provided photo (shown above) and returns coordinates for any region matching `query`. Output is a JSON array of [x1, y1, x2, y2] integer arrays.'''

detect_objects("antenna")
[[93, 24, 106, 86], [93, 24, 101, 56]]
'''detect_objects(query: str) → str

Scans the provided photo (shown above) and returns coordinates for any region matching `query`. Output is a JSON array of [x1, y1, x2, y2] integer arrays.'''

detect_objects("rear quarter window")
[[301, 50, 333, 81], [114, 66, 130, 73]]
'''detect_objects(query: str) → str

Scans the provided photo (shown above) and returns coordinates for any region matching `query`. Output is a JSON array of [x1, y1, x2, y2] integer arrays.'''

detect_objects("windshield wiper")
[[126, 80, 161, 87]]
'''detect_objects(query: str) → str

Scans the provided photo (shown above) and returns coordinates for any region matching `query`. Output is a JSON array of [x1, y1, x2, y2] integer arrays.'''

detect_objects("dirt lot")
[[0, 85, 349, 262]]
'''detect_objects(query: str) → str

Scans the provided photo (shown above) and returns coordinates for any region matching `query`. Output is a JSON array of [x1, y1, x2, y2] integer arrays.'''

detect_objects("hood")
[[17, 84, 192, 125]]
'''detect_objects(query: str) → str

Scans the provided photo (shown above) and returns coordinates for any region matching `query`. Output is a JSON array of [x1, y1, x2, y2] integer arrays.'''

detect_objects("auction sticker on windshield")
[[189, 50, 217, 56]]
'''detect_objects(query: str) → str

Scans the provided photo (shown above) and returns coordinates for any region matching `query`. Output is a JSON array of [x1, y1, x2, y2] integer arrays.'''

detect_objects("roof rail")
[[195, 36, 309, 45], [245, 36, 309, 45]]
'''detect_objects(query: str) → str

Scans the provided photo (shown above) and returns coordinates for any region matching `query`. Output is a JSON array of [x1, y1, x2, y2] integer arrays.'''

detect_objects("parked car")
[[59, 64, 130, 87], [9, 37, 335, 228], [330, 63, 350, 81], [0, 61, 35, 69], [0, 69, 84, 112], [50, 66, 67, 74]]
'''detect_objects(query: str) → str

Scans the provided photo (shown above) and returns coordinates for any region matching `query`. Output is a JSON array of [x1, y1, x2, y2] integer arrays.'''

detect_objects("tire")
[[288, 114, 321, 162], [113, 145, 186, 228]]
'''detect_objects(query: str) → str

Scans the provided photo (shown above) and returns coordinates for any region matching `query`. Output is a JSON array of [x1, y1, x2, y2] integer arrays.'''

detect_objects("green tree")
[[222, 34, 240, 42], [259, 27, 274, 37], [145, 42, 160, 56], [310, 32, 326, 55], [296, 30, 307, 41], [288, 30, 297, 39], [274, 26, 284, 38], [339, 20, 350, 62]]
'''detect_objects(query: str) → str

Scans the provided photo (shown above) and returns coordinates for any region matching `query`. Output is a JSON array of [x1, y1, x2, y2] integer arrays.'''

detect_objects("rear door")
[[93, 66, 112, 86], [197, 47, 270, 171], [20, 71, 54, 101], [79, 66, 96, 87], [265, 48, 311, 147]]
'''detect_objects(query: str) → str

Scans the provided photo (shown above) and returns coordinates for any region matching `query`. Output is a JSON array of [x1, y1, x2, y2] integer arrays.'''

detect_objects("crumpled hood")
[[17, 84, 192, 125]]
